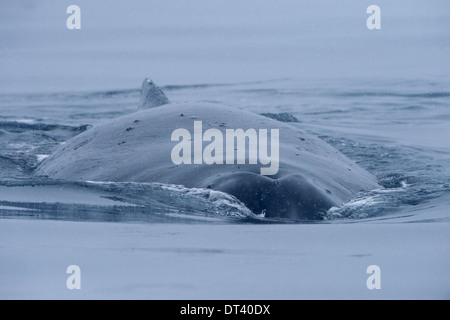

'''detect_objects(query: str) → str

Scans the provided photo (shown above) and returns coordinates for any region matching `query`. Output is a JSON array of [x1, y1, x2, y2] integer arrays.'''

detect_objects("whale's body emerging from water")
[[37, 79, 379, 220]]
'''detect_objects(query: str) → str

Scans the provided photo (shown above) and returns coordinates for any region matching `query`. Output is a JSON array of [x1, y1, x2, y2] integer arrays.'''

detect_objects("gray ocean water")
[[0, 1, 449, 223]]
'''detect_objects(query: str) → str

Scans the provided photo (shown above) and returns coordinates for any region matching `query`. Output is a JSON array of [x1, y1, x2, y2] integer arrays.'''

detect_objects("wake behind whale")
[[36, 79, 380, 220]]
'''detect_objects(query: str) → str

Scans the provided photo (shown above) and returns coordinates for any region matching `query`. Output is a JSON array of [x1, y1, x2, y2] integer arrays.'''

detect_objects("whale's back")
[[37, 102, 379, 217], [36, 79, 380, 219]]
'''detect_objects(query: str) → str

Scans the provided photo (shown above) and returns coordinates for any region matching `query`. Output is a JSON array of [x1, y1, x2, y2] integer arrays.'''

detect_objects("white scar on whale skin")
[[171, 120, 280, 176], [36, 78, 380, 220]]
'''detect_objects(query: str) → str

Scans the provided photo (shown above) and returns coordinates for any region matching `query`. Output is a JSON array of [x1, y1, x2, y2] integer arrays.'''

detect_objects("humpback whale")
[[37, 79, 380, 220]]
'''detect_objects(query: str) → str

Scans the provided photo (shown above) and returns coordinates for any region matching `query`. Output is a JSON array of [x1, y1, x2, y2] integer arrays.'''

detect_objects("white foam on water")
[[36, 154, 49, 162]]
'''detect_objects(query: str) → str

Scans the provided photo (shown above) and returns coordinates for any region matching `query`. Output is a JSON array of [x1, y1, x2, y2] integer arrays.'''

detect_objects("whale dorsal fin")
[[138, 78, 170, 110]]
